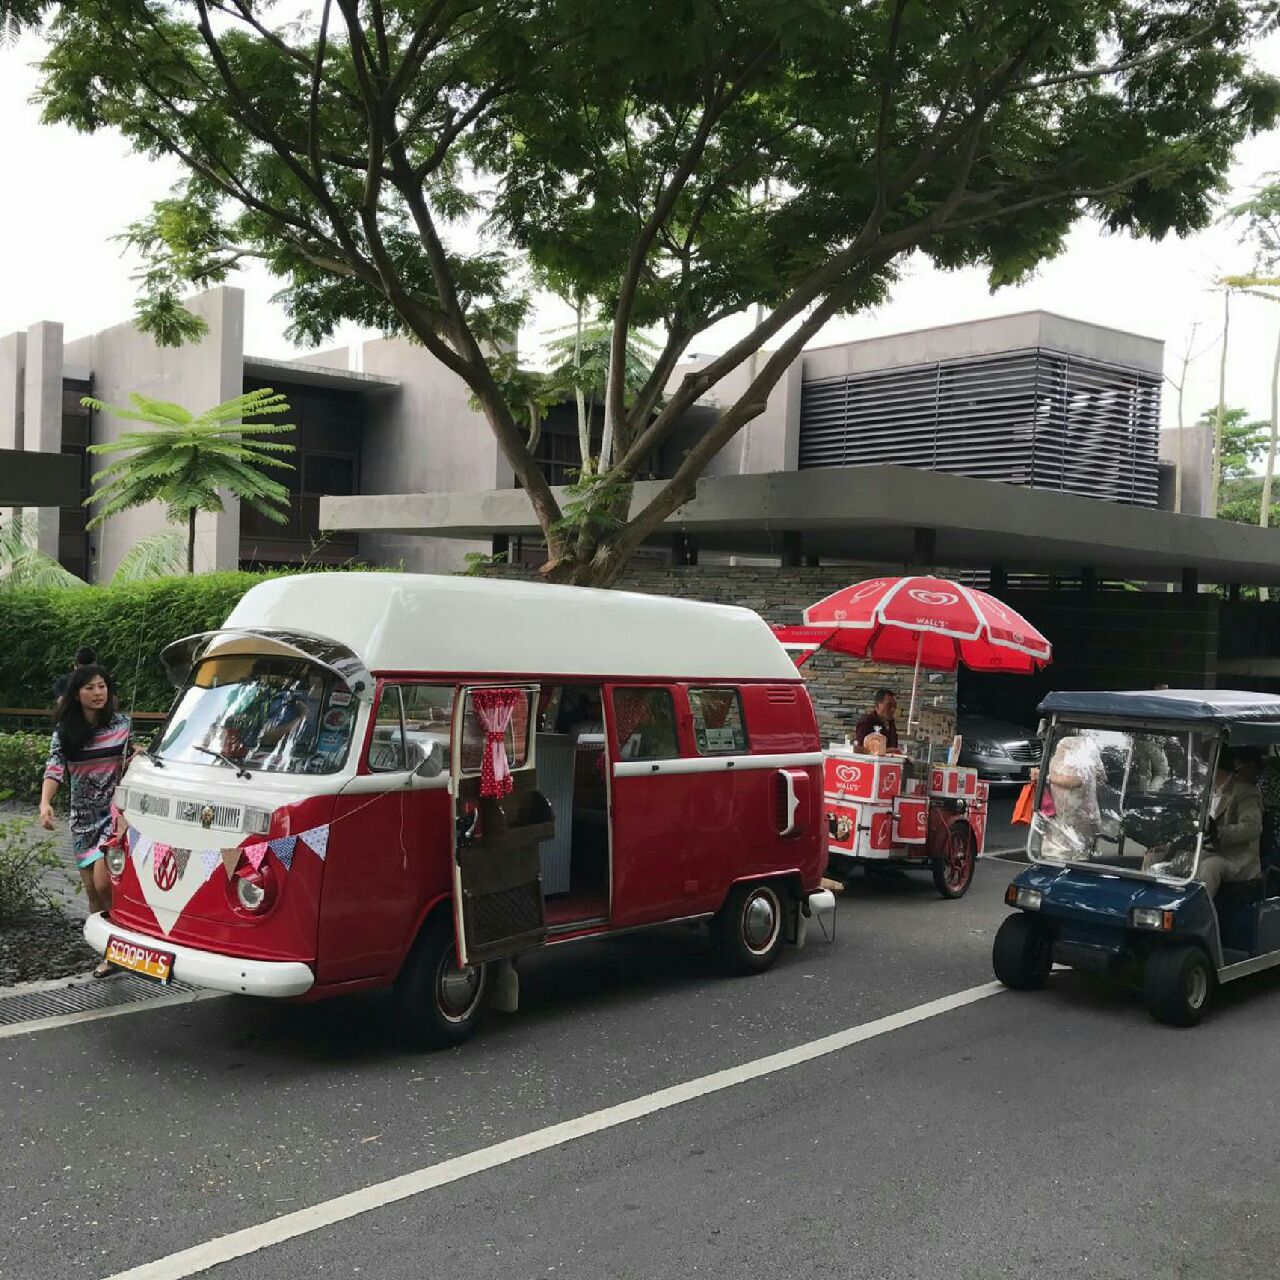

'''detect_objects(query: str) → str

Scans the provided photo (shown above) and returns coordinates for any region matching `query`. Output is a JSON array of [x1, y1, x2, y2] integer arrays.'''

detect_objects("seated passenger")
[[1197, 747, 1263, 898], [854, 689, 899, 753]]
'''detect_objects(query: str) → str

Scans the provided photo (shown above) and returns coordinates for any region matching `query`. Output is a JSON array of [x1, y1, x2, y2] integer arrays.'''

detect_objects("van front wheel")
[[393, 917, 488, 1049], [712, 881, 785, 975]]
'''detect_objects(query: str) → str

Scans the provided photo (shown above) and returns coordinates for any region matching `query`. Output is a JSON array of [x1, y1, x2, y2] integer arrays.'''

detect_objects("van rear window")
[[689, 687, 748, 755], [611, 688, 678, 761]]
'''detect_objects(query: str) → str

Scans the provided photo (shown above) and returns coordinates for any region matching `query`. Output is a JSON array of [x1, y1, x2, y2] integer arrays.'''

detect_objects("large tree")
[[17, 0, 1280, 584]]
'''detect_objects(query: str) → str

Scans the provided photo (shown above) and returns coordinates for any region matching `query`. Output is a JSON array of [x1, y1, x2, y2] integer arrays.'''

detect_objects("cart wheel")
[[1144, 945, 1214, 1027], [711, 881, 786, 975], [992, 913, 1053, 990], [393, 916, 489, 1049], [931, 825, 976, 899]]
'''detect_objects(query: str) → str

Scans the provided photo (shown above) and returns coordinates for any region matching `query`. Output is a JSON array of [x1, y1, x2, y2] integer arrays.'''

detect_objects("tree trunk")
[[573, 301, 592, 478], [1262, 318, 1280, 530], [187, 509, 197, 575], [1211, 290, 1230, 518]]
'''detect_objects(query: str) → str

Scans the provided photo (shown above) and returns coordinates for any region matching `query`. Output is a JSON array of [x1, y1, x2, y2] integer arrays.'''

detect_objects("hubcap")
[[742, 889, 781, 954], [436, 952, 484, 1024], [1186, 965, 1208, 1011]]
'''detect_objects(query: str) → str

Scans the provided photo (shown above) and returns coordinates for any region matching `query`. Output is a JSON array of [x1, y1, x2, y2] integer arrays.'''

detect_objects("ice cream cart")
[[776, 575, 1052, 900]]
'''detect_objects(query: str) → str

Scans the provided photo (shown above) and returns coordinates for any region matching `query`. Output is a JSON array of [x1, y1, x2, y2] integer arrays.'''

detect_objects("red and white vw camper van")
[[86, 573, 833, 1045]]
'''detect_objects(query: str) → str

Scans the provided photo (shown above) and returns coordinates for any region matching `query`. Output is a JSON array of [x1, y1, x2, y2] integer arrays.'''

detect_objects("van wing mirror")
[[414, 739, 446, 779]]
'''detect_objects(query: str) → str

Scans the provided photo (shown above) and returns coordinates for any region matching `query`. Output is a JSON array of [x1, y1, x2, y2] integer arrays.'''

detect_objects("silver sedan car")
[[957, 713, 1041, 784]]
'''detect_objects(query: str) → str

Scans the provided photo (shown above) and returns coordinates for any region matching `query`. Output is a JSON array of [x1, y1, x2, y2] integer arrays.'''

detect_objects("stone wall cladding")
[[482, 563, 958, 743]]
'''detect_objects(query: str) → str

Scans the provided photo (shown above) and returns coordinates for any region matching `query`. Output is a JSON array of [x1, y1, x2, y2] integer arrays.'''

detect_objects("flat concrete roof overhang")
[[0, 448, 81, 507], [243, 356, 399, 395], [322, 464, 1280, 587]]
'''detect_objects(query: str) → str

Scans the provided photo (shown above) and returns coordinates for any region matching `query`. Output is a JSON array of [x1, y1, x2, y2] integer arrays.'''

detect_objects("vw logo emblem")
[[154, 848, 179, 892], [199, 804, 215, 829]]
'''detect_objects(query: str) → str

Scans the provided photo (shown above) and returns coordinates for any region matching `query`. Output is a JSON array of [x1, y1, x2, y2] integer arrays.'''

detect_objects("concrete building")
[[0, 286, 511, 582]]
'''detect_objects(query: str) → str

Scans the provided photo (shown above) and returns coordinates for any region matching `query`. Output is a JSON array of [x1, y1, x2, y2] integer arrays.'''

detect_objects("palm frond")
[[0, 515, 87, 591], [109, 530, 187, 583]]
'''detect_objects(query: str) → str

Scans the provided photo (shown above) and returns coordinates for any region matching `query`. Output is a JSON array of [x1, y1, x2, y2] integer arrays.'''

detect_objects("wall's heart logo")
[[908, 588, 959, 607]]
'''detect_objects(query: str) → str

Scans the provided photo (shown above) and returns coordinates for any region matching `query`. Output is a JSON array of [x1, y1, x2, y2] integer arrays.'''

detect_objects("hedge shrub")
[[0, 733, 54, 804], [0, 572, 278, 713]]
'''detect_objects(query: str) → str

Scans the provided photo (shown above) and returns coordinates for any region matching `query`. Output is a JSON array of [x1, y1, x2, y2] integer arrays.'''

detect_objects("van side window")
[[689, 687, 747, 755], [369, 685, 406, 772], [369, 684, 454, 773], [611, 687, 679, 761], [459, 688, 534, 775]]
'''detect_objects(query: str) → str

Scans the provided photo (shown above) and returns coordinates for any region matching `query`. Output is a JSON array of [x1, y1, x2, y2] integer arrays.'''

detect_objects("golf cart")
[[993, 690, 1280, 1026]]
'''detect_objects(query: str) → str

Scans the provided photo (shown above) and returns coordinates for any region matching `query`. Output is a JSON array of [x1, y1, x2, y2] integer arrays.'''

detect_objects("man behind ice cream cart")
[[854, 689, 900, 753]]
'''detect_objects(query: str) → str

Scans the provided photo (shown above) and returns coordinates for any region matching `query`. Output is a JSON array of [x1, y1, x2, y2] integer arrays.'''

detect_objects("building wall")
[[357, 337, 504, 572], [65, 288, 245, 580], [1158, 423, 1213, 517]]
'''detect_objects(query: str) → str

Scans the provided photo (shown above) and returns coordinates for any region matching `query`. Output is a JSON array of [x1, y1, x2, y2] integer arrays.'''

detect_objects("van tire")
[[393, 916, 488, 1049], [1145, 944, 1213, 1027], [712, 881, 786, 975], [992, 912, 1052, 990]]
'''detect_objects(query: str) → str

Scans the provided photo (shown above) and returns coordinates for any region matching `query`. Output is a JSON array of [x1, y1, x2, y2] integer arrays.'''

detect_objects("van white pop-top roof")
[[221, 572, 801, 682]]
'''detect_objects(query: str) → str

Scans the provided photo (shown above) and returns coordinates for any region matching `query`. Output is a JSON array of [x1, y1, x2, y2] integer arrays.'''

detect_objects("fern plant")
[[0, 512, 86, 592], [83, 388, 295, 573]]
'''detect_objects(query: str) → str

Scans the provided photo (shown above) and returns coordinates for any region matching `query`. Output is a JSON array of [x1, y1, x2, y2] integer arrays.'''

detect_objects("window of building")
[[611, 687, 679, 761], [688, 687, 748, 755]]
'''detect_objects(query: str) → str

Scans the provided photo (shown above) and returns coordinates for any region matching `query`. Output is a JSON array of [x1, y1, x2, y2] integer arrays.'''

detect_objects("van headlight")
[[1130, 907, 1174, 931], [105, 844, 127, 877]]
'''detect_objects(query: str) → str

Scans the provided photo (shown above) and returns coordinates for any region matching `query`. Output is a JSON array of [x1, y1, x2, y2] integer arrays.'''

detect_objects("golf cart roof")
[[1039, 689, 1280, 744]]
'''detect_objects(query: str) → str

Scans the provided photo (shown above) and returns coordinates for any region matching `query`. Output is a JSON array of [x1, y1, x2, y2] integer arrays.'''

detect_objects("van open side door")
[[450, 684, 549, 966]]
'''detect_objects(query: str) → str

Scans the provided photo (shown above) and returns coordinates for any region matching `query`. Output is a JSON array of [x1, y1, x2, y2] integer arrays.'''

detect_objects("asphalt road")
[[4, 861, 1279, 1280]]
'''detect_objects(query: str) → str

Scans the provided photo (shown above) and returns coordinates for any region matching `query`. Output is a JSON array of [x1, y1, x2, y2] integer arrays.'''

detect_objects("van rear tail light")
[[775, 768, 810, 837]]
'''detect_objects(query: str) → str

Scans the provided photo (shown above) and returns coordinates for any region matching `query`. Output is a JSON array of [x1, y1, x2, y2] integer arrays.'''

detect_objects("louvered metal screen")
[[799, 348, 1160, 506]]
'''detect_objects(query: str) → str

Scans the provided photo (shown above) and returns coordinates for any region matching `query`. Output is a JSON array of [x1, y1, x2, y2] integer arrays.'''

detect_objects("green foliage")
[[0, 808, 60, 923], [0, 513, 88, 592], [0, 733, 54, 804], [542, 322, 661, 403], [109, 531, 188, 584], [26, 0, 1280, 581], [550, 469, 634, 542], [84, 388, 296, 572], [0, 572, 275, 714], [1196, 405, 1270, 484]]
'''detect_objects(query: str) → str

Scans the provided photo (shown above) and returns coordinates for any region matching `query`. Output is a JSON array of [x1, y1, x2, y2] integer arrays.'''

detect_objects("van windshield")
[[156, 654, 357, 776], [1029, 722, 1216, 879]]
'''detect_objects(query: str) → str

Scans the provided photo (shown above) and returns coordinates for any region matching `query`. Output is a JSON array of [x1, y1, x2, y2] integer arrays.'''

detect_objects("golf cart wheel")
[[393, 916, 489, 1049], [931, 825, 976, 899], [712, 881, 786, 975], [992, 913, 1053, 990], [1145, 945, 1214, 1027]]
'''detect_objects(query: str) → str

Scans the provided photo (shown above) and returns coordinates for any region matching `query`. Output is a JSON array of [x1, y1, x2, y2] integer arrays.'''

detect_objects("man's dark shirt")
[[854, 710, 899, 751]]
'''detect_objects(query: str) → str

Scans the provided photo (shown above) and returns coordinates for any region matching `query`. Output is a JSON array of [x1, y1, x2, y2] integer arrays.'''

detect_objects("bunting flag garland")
[[221, 847, 242, 879], [199, 847, 222, 881], [268, 835, 298, 871], [297, 825, 330, 861], [173, 848, 191, 878], [131, 833, 154, 869], [127, 826, 142, 850], [243, 842, 269, 872]]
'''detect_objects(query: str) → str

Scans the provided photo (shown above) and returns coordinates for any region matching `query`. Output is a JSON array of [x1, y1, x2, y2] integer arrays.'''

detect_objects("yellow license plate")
[[105, 935, 174, 984]]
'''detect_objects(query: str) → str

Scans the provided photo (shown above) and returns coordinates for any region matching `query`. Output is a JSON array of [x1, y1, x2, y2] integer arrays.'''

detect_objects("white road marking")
[[0, 990, 222, 1042], [102, 980, 1004, 1280]]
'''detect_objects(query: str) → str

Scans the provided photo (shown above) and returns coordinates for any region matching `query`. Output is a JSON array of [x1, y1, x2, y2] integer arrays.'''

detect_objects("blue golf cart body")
[[994, 690, 1280, 1025]]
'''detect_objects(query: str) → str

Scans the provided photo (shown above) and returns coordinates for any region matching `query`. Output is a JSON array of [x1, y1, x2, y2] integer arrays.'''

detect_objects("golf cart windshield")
[[1029, 722, 1217, 881]]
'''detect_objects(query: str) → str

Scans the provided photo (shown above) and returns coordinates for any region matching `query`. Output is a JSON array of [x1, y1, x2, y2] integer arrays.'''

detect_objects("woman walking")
[[39, 665, 130, 978]]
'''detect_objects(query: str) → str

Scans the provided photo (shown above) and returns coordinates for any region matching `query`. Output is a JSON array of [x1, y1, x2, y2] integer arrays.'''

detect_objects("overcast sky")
[[2, 28, 1279, 433]]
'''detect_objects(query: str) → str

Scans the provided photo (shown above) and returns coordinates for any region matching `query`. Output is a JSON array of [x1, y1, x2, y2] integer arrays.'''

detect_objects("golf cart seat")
[[1214, 879, 1263, 910]]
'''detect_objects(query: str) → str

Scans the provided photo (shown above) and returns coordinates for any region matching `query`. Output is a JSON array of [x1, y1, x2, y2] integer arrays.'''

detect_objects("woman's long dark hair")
[[54, 664, 117, 755]]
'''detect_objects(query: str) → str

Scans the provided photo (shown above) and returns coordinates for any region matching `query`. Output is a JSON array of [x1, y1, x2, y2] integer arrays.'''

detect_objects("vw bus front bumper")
[[83, 913, 314, 998]]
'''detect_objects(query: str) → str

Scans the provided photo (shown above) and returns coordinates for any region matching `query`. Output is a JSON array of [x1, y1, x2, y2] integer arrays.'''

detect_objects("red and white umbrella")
[[800, 575, 1052, 725]]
